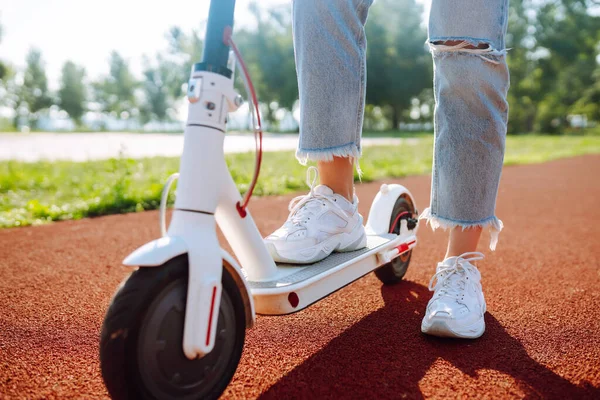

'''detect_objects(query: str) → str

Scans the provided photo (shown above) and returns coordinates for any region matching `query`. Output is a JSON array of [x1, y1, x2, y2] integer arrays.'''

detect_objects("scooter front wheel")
[[100, 255, 245, 400]]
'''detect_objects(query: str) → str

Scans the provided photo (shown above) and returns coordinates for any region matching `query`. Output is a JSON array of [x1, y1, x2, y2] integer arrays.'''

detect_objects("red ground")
[[1, 155, 599, 399]]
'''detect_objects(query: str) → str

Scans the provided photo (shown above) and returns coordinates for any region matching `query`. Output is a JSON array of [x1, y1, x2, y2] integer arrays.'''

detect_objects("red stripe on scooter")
[[395, 240, 416, 254], [206, 286, 218, 347], [395, 243, 409, 253]]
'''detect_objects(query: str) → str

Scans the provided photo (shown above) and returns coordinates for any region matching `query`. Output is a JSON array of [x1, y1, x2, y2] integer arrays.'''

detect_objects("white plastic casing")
[[123, 239, 255, 328], [123, 70, 275, 359], [365, 183, 419, 235]]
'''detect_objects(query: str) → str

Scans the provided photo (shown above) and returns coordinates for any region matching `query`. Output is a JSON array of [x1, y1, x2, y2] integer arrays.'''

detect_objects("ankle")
[[445, 226, 483, 258], [317, 157, 355, 202], [329, 187, 353, 202]]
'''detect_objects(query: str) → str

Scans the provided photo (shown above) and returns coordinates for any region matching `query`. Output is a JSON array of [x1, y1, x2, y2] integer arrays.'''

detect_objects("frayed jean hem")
[[419, 207, 504, 251], [296, 142, 363, 178]]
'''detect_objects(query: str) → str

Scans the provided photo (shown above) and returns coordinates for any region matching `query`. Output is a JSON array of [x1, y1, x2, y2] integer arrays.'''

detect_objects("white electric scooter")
[[99, 1, 419, 399]]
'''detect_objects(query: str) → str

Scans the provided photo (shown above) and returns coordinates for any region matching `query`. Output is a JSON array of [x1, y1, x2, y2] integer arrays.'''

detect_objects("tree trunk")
[[266, 104, 276, 128], [391, 106, 400, 131]]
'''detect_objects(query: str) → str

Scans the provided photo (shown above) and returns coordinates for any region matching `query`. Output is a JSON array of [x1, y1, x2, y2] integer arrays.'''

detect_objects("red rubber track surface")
[[1, 155, 599, 399]]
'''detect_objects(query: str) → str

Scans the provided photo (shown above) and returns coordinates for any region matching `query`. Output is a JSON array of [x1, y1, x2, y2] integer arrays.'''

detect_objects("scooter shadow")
[[259, 281, 598, 399]]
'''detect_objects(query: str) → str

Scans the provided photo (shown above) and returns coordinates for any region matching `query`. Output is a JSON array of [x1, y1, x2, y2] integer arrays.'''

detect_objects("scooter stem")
[[200, 0, 236, 77]]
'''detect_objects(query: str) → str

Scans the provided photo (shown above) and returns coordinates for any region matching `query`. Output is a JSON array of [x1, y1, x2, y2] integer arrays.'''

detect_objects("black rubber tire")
[[99, 254, 246, 400], [374, 195, 415, 285]]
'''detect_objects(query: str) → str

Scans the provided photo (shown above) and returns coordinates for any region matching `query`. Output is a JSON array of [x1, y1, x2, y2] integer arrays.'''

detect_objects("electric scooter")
[[99, 1, 419, 398]]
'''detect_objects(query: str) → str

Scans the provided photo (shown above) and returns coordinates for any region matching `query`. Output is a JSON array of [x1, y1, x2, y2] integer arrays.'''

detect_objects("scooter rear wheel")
[[375, 194, 415, 285], [100, 255, 245, 400]]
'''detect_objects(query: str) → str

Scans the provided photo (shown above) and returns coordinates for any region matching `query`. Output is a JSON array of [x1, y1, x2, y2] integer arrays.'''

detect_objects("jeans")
[[292, 0, 510, 250]]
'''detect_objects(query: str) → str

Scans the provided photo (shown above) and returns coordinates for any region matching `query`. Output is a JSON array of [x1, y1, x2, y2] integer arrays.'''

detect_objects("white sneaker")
[[264, 166, 367, 264], [421, 252, 486, 339]]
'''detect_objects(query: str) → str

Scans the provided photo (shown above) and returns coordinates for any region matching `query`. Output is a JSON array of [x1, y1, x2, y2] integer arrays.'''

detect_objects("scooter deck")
[[247, 233, 416, 315], [248, 234, 394, 289]]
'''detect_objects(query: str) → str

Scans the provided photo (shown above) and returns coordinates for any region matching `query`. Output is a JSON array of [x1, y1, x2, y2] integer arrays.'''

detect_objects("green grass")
[[362, 130, 432, 138], [504, 135, 600, 165], [1, 135, 599, 229]]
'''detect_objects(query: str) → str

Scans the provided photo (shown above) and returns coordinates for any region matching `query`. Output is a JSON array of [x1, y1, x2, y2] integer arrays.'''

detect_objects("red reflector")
[[206, 286, 218, 346], [396, 243, 409, 253], [288, 292, 299, 308], [395, 240, 416, 254]]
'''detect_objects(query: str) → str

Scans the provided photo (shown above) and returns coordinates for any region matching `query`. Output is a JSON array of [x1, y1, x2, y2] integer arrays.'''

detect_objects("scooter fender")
[[122, 214, 254, 359], [123, 236, 187, 267], [123, 239, 255, 329], [122, 229, 222, 359], [365, 183, 419, 235]]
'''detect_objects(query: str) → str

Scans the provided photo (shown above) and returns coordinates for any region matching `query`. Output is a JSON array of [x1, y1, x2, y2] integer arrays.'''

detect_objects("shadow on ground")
[[260, 281, 598, 399]]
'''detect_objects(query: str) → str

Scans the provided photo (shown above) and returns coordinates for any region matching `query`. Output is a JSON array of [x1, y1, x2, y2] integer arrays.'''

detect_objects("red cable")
[[225, 30, 263, 218], [389, 211, 411, 234]]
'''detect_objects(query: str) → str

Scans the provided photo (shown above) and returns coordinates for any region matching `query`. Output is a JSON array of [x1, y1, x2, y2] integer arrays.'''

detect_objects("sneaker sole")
[[421, 316, 485, 339], [267, 228, 367, 264]]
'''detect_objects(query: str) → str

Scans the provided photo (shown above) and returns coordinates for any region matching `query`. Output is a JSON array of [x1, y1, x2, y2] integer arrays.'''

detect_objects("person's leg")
[[420, 0, 510, 338], [264, 0, 372, 264], [294, 0, 372, 187], [446, 226, 482, 258], [421, 1, 510, 251], [318, 157, 355, 201]]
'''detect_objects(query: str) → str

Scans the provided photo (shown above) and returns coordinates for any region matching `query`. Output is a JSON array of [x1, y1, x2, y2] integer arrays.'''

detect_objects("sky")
[[0, 0, 286, 88], [0, 0, 429, 90]]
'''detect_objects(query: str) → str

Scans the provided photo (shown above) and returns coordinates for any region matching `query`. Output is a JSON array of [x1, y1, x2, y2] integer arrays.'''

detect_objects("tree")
[[0, 21, 6, 80], [505, 0, 541, 134], [165, 26, 204, 97], [235, 3, 298, 124], [93, 51, 138, 115], [365, 0, 431, 130], [571, 64, 600, 121], [533, 0, 600, 132], [58, 61, 87, 124], [140, 55, 176, 122], [16, 48, 53, 127], [130, 27, 205, 125], [0, 20, 12, 114]]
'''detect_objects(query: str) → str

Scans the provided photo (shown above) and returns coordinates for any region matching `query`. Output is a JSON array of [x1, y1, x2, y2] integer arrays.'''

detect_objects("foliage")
[[17, 49, 53, 128], [235, 2, 298, 124], [506, 0, 600, 134], [138, 28, 205, 123], [1, 0, 599, 133], [0, 20, 12, 109], [92, 51, 138, 116], [58, 61, 87, 124], [165, 26, 204, 96], [506, 0, 538, 134], [0, 20, 5, 81], [533, 0, 600, 132], [2, 135, 600, 228], [365, 0, 431, 130], [571, 64, 600, 121], [139, 55, 175, 122]]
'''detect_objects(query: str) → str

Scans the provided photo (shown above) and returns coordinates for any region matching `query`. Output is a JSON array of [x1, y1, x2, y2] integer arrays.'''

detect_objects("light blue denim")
[[292, 0, 510, 250]]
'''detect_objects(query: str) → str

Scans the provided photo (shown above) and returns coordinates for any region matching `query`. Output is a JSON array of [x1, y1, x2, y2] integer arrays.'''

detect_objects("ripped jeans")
[[292, 0, 510, 250]]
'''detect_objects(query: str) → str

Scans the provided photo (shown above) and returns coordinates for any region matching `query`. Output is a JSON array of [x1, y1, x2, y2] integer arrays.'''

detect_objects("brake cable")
[[224, 29, 263, 218]]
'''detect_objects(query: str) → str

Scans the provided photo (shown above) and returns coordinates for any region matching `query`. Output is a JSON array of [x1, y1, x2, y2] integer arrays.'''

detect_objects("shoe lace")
[[287, 166, 348, 226], [428, 252, 484, 301]]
